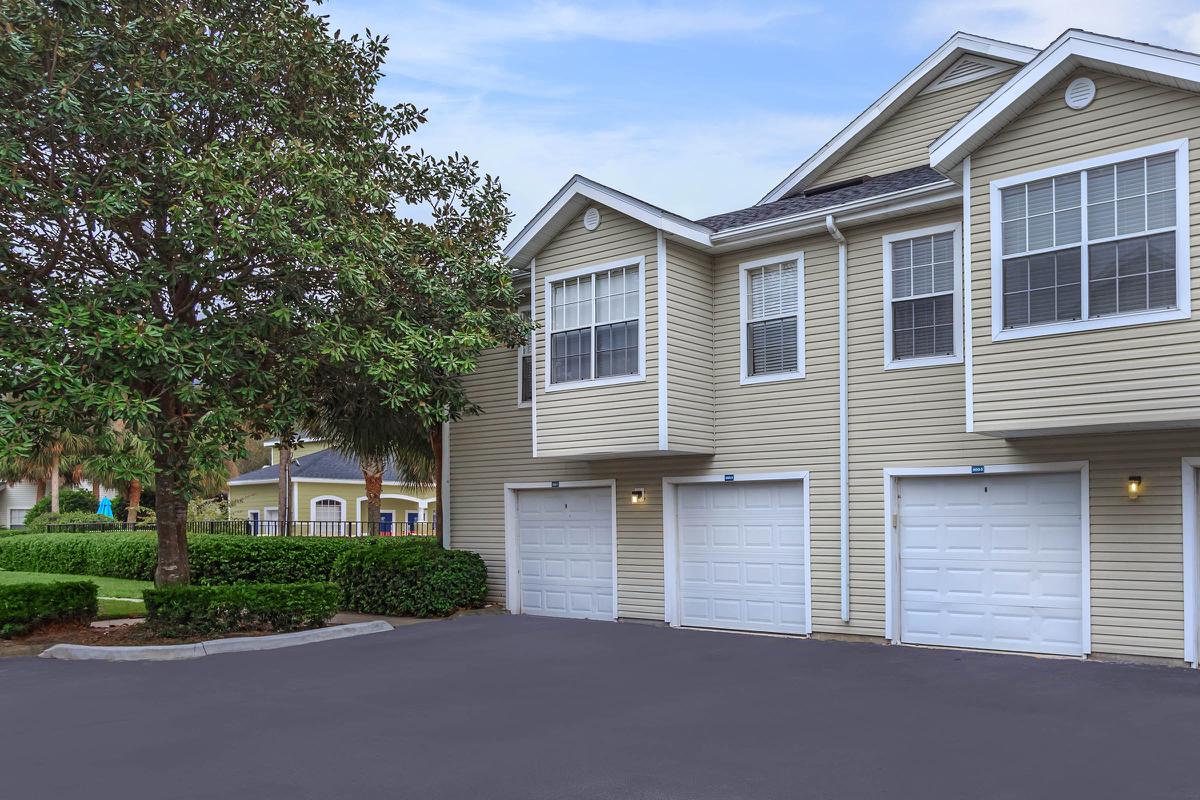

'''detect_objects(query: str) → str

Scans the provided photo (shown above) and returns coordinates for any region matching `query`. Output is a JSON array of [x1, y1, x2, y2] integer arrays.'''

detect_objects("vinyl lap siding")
[[1, 481, 39, 527], [665, 241, 715, 453], [535, 208, 660, 456], [712, 236, 846, 631], [815, 69, 1016, 187], [845, 207, 1195, 659], [970, 71, 1200, 434]]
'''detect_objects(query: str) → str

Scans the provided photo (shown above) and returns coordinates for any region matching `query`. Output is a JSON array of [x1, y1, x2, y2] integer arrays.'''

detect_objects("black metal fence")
[[44, 520, 439, 538]]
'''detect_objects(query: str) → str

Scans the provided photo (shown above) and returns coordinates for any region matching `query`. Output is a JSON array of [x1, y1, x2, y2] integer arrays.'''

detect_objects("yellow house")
[[227, 438, 437, 534]]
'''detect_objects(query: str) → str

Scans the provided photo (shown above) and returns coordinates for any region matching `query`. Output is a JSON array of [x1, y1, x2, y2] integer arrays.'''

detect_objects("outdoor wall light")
[[1127, 475, 1143, 500], [631, 488, 647, 505]]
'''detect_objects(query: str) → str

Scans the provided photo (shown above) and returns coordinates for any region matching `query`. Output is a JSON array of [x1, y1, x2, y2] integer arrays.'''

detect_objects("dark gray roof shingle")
[[229, 448, 419, 485], [696, 166, 949, 232]]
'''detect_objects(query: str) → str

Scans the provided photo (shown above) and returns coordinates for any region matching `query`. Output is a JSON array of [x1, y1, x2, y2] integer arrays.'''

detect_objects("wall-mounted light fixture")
[[1127, 475, 1143, 500], [631, 488, 646, 505]]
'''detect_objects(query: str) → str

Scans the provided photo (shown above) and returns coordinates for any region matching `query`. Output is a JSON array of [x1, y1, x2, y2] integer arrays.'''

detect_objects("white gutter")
[[825, 214, 850, 624]]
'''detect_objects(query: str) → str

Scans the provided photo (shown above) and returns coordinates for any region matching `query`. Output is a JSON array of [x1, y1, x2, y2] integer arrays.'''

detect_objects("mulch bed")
[[8, 621, 304, 647]]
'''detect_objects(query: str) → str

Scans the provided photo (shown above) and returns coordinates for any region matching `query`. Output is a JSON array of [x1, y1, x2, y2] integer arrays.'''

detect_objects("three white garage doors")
[[510, 471, 1086, 657]]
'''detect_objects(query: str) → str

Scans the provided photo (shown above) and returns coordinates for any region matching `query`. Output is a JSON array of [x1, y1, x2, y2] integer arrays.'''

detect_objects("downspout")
[[825, 214, 850, 623]]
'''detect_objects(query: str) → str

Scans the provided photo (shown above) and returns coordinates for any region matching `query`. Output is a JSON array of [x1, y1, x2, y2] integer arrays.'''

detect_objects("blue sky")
[[321, 0, 1200, 231]]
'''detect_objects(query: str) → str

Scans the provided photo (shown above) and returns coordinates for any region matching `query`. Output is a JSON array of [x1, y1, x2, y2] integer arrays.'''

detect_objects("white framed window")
[[543, 257, 645, 391], [990, 139, 1190, 341], [516, 304, 533, 407], [883, 223, 963, 369], [739, 252, 805, 384], [9, 508, 29, 528]]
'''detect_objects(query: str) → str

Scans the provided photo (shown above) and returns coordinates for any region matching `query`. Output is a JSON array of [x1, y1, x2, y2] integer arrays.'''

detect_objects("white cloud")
[[402, 99, 842, 228], [329, 1, 811, 93], [908, 0, 1200, 51]]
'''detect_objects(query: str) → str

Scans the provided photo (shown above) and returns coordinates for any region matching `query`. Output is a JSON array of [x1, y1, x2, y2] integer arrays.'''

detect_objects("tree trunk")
[[362, 457, 384, 534], [153, 448, 190, 586], [49, 447, 61, 514], [126, 478, 142, 524], [35, 479, 45, 502], [430, 424, 444, 546], [92, 481, 101, 502], [276, 443, 291, 536]]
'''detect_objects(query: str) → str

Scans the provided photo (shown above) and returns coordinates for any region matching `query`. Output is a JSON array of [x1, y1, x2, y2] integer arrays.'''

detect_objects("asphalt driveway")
[[1, 615, 1197, 799]]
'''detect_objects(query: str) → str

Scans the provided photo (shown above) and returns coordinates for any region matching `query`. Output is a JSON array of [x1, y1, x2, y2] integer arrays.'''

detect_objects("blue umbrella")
[[97, 497, 114, 519]]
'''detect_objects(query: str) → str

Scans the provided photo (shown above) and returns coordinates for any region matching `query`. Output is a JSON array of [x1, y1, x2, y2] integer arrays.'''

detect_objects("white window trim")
[[739, 251, 806, 385], [989, 138, 1191, 342], [309, 495, 346, 522], [542, 257, 646, 392], [882, 223, 964, 370], [516, 302, 532, 408]]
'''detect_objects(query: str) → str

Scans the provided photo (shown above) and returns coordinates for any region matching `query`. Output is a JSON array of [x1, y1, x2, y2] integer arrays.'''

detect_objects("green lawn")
[[0, 570, 152, 619]]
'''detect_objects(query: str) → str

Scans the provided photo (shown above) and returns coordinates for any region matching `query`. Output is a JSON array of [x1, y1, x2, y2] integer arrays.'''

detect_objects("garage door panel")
[[517, 487, 613, 621], [675, 481, 808, 635], [898, 474, 1084, 656]]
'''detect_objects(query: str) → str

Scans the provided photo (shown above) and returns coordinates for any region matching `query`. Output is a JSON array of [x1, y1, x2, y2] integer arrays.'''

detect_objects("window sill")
[[545, 373, 645, 393], [884, 353, 963, 371], [740, 370, 806, 386], [992, 306, 1190, 342]]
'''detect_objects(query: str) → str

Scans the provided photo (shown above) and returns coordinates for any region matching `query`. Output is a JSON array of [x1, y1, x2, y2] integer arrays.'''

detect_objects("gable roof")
[[504, 175, 712, 271], [229, 447, 421, 485], [758, 32, 1037, 204], [931, 30, 1200, 173]]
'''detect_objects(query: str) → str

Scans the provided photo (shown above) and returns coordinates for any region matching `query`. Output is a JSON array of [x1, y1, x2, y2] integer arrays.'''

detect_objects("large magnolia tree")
[[0, 0, 526, 583]]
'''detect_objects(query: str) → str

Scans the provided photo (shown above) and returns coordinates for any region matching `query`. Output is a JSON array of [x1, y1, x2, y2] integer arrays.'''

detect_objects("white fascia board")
[[504, 175, 712, 270], [931, 30, 1200, 173], [759, 32, 1036, 204], [711, 182, 959, 252]]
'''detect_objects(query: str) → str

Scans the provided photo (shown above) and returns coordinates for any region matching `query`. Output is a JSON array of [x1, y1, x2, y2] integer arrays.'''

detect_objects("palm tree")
[[0, 427, 91, 513], [305, 380, 435, 533]]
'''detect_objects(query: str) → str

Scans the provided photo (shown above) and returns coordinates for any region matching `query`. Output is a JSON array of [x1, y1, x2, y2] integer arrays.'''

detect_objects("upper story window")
[[517, 306, 532, 406], [545, 260, 643, 389], [739, 252, 804, 384], [990, 140, 1189, 341], [883, 224, 962, 369]]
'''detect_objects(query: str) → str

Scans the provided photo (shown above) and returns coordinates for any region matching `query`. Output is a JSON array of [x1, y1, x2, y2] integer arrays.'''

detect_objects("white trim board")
[[932, 30, 1200, 173], [882, 461, 1092, 655], [661, 471, 813, 635], [656, 231, 669, 450], [1181, 458, 1199, 667], [986, 138, 1190, 342], [502, 480, 619, 621]]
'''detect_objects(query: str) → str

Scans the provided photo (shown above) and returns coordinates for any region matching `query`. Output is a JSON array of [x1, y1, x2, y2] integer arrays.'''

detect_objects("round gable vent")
[[583, 207, 601, 231], [1065, 77, 1096, 110]]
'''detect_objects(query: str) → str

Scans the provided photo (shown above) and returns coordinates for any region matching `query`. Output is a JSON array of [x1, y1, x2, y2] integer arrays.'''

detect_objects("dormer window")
[[545, 259, 644, 389], [990, 140, 1189, 340]]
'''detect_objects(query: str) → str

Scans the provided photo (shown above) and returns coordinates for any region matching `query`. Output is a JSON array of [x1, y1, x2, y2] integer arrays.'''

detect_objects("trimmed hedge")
[[1, 580, 98, 638], [143, 582, 340, 636], [24, 512, 120, 534], [0, 532, 377, 584], [332, 538, 487, 617], [22, 489, 97, 527]]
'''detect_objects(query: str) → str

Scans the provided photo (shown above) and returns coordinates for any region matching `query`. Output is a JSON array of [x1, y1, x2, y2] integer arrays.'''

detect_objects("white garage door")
[[517, 487, 614, 620], [897, 473, 1084, 656], [676, 481, 808, 634]]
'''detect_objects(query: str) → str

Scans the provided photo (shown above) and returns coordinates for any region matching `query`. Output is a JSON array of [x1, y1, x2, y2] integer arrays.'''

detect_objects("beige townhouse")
[[444, 30, 1200, 667]]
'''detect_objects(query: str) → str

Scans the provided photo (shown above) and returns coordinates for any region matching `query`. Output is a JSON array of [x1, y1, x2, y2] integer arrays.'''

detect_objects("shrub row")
[[0, 581, 98, 638], [143, 582, 341, 636], [0, 532, 367, 584], [24, 512, 120, 534], [332, 538, 487, 617]]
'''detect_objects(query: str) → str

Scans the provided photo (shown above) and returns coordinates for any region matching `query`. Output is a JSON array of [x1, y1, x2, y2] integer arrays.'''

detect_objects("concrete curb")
[[38, 620, 394, 662]]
